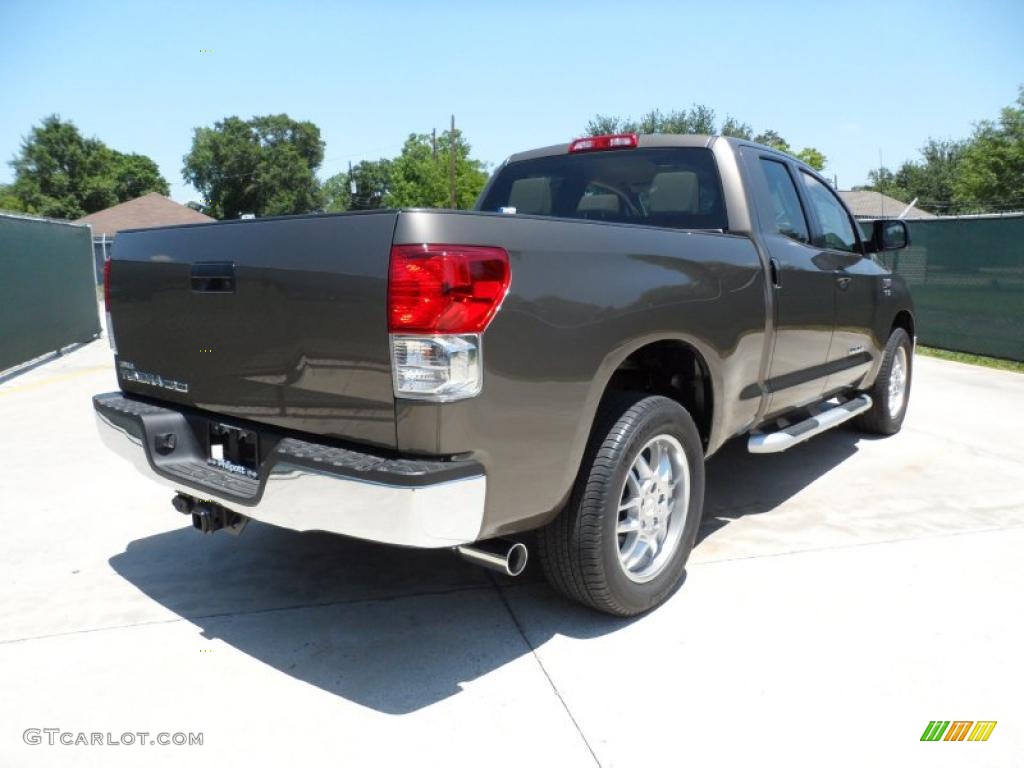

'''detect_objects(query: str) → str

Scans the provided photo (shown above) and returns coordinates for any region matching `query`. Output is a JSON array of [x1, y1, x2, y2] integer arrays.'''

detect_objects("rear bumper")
[[93, 392, 485, 547]]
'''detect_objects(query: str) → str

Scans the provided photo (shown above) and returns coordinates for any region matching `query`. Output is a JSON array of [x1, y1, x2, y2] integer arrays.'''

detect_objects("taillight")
[[103, 257, 117, 353], [569, 133, 639, 153], [103, 259, 112, 311], [388, 244, 509, 401], [388, 244, 510, 333]]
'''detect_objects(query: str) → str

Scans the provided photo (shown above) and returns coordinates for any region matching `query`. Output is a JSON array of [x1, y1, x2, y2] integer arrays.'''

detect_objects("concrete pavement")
[[1, 339, 1022, 767]]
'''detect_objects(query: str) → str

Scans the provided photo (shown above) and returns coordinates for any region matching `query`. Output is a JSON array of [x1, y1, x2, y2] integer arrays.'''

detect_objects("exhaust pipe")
[[456, 539, 528, 577]]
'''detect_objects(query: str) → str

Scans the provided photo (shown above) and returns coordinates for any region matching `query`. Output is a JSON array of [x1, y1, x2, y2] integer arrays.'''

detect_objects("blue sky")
[[2, 0, 1022, 204]]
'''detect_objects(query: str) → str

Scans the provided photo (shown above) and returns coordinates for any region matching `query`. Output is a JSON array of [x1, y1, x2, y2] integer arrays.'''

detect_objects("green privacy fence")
[[872, 215, 1024, 362], [0, 214, 101, 372]]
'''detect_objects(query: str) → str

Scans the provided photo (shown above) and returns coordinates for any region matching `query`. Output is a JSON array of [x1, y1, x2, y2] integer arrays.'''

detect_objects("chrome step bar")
[[748, 395, 873, 454]]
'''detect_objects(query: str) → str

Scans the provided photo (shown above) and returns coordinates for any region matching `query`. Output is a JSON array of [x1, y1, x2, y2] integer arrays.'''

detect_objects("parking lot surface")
[[2, 339, 1022, 767]]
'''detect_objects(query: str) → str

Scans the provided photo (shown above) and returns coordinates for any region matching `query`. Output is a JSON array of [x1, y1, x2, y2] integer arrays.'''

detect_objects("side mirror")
[[868, 219, 910, 252]]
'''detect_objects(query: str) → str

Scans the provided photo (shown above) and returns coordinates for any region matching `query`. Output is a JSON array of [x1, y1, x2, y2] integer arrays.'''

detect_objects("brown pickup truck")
[[95, 133, 914, 615]]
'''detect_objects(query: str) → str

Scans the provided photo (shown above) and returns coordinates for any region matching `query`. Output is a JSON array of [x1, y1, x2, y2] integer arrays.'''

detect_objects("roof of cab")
[[506, 134, 717, 164], [503, 134, 818, 174]]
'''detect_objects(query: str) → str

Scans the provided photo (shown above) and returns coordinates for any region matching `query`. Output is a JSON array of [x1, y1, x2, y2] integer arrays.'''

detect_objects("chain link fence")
[[872, 214, 1024, 362]]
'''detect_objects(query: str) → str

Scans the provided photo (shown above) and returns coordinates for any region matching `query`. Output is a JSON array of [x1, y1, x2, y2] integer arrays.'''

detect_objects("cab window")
[[800, 172, 858, 252], [480, 148, 727, 230]]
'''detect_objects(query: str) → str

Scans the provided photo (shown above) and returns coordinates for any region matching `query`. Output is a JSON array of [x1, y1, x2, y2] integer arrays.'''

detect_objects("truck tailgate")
[[108, 211, 399, 448]]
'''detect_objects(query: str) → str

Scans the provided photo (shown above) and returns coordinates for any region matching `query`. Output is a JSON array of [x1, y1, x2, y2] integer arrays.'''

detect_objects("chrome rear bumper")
[[94, 393, 485, 548]]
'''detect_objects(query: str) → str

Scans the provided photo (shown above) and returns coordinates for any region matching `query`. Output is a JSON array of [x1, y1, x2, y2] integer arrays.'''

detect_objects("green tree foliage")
[[322, 159, 394, 212], [389, 130, 488, 209], [720, 117, 753, 140], [112, 152, 169, 201], [321, 129, 487, 211], [584, 105, 826, 171], [861, 89, 1023, 212], [351, 160, 394, 209], [586, 105, 719, 136], [0, 183, 26, 212], [182, 114, 325, 219], [8, 115, 169, 218], [795, 147, 827, 172], [321, 171, 351, 212], [753, 130, 790, 152], [955, 88, 1024, 204], [860, 139, 966, 211]]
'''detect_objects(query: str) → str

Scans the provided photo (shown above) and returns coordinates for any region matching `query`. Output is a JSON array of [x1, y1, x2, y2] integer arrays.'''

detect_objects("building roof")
[[75, 192, 214, 237], [838, 190, 936, 220]]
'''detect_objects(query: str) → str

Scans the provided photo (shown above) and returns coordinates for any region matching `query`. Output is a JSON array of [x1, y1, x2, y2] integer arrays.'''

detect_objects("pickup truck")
[[94, 133, 914, 616]]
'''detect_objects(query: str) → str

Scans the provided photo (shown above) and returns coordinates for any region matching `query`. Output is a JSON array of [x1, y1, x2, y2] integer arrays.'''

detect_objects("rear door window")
[[758, 158, 810, 244], [480, 148, 727, 230]]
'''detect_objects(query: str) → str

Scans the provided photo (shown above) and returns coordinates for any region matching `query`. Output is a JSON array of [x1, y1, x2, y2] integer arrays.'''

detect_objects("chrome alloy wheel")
[[888, 346, 908, 419], [616, 434, 690, 583]]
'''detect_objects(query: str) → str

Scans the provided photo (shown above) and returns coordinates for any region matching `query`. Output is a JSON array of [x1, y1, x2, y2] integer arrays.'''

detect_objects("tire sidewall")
[[880, 329, 913, 430], [598, 398, 705, 612]]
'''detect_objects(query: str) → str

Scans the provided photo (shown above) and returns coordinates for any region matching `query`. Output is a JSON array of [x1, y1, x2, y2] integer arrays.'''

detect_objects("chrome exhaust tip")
[[456, 539, 528, 577]]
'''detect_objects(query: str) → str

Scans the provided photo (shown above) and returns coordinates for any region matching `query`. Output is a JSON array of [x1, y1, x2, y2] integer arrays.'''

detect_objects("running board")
[[748, 395, 872, 454]]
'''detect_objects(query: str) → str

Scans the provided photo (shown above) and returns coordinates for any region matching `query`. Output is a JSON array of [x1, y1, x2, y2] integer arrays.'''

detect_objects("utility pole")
[[348, 161, 355, 209], [449, 114, 457, 209], [431, 128, 437, 158], [878, 148, 885, 218]]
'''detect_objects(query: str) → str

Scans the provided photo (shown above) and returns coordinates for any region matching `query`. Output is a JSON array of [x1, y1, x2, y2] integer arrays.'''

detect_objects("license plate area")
[[208, 423, 259, 479]]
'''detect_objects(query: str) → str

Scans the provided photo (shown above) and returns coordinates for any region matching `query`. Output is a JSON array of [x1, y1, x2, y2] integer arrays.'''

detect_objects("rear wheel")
[[537, 394, 705, 616], [855, 328, 913, 435]]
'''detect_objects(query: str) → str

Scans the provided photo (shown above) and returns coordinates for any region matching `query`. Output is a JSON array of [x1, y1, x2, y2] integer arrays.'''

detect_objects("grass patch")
[[917, 345, 1024, 373]]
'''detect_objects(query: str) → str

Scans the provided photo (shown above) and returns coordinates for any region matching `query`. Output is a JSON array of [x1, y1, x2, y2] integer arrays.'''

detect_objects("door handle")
[[836, 275, 851, 290], [769, 258, 782, 288], [191, 262, 236, 293]]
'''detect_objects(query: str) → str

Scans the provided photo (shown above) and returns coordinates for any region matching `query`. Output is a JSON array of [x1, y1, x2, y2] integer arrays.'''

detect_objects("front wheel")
[[855, 327, 913, 435], [537, 394, 705, 616]]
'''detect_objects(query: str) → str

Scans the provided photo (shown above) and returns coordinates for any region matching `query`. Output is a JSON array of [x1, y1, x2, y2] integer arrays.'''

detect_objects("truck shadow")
[[108, 426, 868, 715], [108, 523, 630, 715], [700, 426, 873, 544]]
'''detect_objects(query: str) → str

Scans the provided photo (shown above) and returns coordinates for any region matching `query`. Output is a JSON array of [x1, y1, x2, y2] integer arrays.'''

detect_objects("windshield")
[[478, 147, 727, 230]]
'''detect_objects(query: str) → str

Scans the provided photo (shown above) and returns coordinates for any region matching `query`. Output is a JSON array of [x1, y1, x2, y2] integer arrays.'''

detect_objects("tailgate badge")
[[119, 361, 190, 393]]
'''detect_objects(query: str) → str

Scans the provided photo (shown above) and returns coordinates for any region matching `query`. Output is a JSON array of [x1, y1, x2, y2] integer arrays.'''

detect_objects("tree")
[[795, 147, 827, 172], [322, 159, 393, 212], [387, 129, 488, 209], [859, 89, 1024, 212], [8, 115, 169, 218], [182, 114, 325, 219], [584, 105, 826, 171], [0, 184, 26, 212], [111, 152, 168, 201], [585, 114, 626, 136], [721, 117, 753, 140], [955, 88, 1024, 204], [321, 128, 488, 212], [860, 139, 965, 211], [753, 130, 791, 152], [587, 105, 719, 136]]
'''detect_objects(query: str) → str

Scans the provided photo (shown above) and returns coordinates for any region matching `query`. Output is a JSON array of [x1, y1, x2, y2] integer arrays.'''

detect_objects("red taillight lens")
[[103, 259, 112, 311], [569, 133, 639, 153], [388, 244, 510, 333]]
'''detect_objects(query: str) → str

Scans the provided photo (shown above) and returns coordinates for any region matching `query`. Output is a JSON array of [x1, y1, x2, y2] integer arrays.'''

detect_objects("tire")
[[537, 393, 705, 616], [855, 328, 913, 435]]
